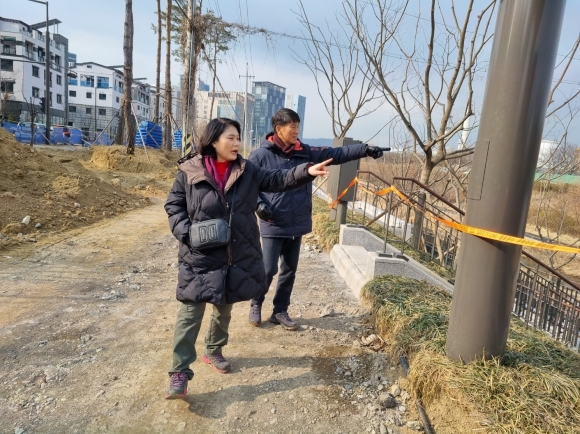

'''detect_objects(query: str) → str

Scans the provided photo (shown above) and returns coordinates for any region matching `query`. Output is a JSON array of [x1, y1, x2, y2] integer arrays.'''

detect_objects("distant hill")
[[303, 138, 333, 147]]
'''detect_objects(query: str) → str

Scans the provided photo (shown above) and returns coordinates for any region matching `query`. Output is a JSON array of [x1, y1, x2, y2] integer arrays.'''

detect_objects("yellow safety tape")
[[328, 177, 580, 254]]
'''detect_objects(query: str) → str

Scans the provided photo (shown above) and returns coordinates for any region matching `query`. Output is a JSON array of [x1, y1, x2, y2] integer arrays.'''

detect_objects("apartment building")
[[67, 62, 124, 139], [0, 16, 68, 124], [67, 61, 161, 139]]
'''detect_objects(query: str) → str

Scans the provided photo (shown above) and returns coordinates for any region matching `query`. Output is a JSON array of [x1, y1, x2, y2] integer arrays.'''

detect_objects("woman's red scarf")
[[204, 156, 233, 191]]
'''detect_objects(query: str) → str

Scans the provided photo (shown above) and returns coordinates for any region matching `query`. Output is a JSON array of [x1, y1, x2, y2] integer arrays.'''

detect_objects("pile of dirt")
[[89, 145, 176, 180], [0, 131, 166, 251]]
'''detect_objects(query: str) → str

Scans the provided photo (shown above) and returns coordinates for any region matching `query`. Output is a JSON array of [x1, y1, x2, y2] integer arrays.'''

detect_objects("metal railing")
[[342, 170, 580, 349]]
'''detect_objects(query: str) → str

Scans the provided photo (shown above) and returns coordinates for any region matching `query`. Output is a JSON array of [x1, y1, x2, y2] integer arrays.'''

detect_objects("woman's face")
[[212, 125, 240, 162]]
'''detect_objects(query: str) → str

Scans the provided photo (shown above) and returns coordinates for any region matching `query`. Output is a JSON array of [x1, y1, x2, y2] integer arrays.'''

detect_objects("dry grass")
[[362, 275, 580, 434]]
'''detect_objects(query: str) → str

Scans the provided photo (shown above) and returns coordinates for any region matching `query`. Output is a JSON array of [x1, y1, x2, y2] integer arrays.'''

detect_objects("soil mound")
[[0, 131, 152, 250], [89, 145, 176, 180]]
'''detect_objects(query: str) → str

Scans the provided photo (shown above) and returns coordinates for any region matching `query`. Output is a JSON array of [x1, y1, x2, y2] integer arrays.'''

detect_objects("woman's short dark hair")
[[198, 118, 241, 158], [271, 108, 301, 132]]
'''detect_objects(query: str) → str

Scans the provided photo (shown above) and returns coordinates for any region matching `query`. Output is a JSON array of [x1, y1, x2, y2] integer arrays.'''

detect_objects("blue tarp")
[[13, 125, 46, 144], [2, 121, 18, 134], [68, 129, 84, 145], [135, 121, 162, 148]]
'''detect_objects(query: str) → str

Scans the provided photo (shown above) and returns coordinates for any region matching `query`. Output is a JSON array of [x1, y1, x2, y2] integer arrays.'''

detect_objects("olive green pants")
[[168, 301, 233, 380]]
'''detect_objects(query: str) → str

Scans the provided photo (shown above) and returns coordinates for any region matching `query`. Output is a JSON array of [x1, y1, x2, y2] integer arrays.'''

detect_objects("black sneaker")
[[269, 311, 299, 331], [165, 372, 188, 399]]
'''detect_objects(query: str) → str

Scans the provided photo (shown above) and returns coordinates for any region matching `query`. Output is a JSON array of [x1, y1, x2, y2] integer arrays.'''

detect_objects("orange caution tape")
[[329, 177, 359, 209], [327, 178, 580, 254]]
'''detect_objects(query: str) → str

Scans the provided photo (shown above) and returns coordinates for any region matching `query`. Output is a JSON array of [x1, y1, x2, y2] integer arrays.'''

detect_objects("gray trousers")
[[169, 301, 233, 380]]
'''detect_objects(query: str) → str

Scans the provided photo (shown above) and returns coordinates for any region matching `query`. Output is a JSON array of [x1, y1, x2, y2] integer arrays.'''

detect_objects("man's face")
[[276, 122, 300, 146]]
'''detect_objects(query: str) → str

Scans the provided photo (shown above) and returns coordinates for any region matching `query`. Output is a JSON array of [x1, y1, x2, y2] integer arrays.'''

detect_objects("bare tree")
[[154, 0, 162, 123], [22, 96, 40, 147], [119, 0, 136, 154], [295, 0, 385, 139], [163, 0, 173, 151], [344, 0, 496, 185]]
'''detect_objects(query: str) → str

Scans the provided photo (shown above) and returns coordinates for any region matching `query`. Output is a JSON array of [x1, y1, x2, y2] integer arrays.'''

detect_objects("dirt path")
[[0, 203, 419, 434]]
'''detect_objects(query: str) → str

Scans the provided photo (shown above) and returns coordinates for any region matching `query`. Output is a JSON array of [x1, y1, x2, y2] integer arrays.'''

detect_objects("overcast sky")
[[3, 0, 580, 145]]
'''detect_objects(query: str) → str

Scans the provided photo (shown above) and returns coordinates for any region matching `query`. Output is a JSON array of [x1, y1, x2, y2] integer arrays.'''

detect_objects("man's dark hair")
[[198, 117, 241, 158], [271, 108, 300, 132]]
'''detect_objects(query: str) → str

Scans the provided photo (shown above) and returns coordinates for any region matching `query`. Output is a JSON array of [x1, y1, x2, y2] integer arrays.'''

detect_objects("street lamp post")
[[29, 0, 50, 142]]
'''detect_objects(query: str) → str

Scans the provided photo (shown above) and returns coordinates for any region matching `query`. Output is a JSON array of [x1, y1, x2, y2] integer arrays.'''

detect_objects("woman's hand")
[[308, 158, 333, 177]]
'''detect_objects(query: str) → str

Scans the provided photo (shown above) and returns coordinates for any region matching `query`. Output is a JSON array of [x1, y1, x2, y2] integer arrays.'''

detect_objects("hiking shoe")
[[165, 372, 188, 399], [269, 311, 299, 331], [249, 304, 262, 326], [202, 353, 231, 373]]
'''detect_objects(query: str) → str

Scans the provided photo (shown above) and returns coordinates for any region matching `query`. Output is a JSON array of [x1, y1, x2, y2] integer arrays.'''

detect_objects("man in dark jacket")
[[247, 108, 386, 330]]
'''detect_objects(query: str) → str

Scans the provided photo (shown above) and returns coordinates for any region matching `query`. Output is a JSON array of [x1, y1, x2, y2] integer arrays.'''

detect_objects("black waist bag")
[[189, 185, 236, 250], [189, 218, 230, 250]]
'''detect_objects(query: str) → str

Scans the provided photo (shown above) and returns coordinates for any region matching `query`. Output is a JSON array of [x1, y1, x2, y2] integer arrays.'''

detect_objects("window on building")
[[1, 82, 14, 93], [31, 87, 40, 98], [80, 75, 94, 87], [86, 92, 92, 99], [86, 108, 92, 114], [56, 94, 62, 104], [97, 76, 109, 89], [32, 66, 39, 77], [86, 65, 92, 68], [116, 97, 119, 103], [67, 121, 73, 126], [99, 94, 106, 100], [69, 90, 76, 97], [98, 108, 106, 116], [56, 75, 62, 85], [1, 59, 13, 71], [69, 106, 76, 113]]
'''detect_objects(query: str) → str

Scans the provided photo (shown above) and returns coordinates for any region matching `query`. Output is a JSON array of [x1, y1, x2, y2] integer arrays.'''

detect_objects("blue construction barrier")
[[68, 129, 84, 145], [2, 121, 19, 134], [135, 121, 162, 148], [93, 133, 111, 145], [14, 125, 46, 144], [173, 129, 182, 150], [50, 127, 67, 144]]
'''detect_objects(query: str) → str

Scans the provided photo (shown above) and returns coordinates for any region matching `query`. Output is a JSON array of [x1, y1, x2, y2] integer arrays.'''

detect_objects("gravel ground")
[[0, 203, 421, 434]]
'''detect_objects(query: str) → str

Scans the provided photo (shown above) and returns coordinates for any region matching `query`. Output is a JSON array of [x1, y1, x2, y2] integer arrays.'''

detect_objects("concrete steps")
[[330, 225, 454, 299]]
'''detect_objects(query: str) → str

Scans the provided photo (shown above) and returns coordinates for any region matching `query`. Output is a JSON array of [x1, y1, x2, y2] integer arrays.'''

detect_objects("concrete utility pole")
[[446, 0, 566, 362], [30, 0, 50, 140], [239, 63, 254, 156]]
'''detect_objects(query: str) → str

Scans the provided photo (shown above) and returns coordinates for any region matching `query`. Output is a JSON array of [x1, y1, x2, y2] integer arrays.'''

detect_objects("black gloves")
[[256, 203, 274, 222], [365, 145, 386, 159]]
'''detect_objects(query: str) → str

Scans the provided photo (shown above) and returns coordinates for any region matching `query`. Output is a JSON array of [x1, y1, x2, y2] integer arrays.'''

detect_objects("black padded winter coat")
[[164, 153, 315, 305]]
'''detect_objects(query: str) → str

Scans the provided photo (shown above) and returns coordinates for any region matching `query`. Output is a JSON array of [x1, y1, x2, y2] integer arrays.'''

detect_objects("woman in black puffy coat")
[[163, 117, 331, 399]]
